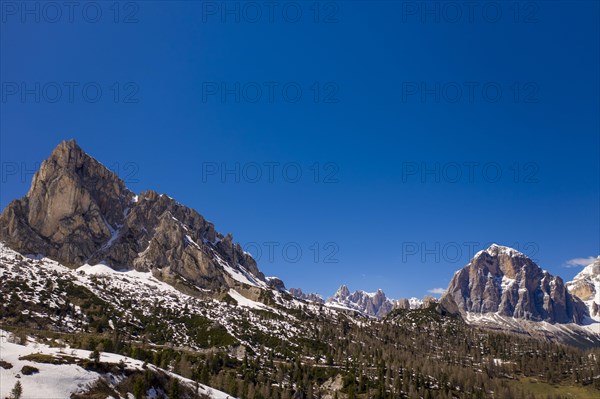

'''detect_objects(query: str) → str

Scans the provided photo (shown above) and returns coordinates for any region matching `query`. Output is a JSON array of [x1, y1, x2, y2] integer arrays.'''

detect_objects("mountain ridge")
[[325, 284, 395, 318], [0, 140, 266, 292], [323, 284, 428, 318]]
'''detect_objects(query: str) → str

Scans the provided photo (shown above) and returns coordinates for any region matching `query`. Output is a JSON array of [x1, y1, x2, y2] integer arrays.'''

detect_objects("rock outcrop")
[[289, 288, 325, 304], [0, 140, 266, 291], [266, 276, 286, 291], [395, 297, 425, 310], [0, 140, 133, 266], [439, 244, 588, 324], [567, 256, 600, 320]]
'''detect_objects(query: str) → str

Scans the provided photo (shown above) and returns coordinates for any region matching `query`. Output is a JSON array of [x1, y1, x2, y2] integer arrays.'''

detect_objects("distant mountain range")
[[288, 285, 427, 319], [292, 247, 600, 326], [322, 285, 426, 318], [1, 141, 598, 329]]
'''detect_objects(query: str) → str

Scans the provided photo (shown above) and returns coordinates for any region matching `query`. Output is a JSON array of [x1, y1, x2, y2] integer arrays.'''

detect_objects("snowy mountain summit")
[[439, 244, 589, 324], [567, 256, 600, 320]]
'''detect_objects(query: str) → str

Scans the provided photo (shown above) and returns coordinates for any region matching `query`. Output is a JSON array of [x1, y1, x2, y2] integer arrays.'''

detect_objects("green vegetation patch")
[[0, 360, 13, 369], [19, 353, 79, 365], [184, 314, 237, 348], [20, 365, 40, 375]]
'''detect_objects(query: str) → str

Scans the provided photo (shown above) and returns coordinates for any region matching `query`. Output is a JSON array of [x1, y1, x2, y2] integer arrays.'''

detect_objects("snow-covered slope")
[[0, 330, 232, 399], [567, 256, 600, 321], [465, 312, 600, 348], [0, 242, 325, 355]]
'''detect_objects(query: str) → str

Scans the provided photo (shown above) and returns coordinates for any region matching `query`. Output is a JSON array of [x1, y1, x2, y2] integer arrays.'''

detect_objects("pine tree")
[[168, 378, 180, 399], [133, 377, 145, 399], [89, 349, 100, 363], [10, 381, 23, 399]]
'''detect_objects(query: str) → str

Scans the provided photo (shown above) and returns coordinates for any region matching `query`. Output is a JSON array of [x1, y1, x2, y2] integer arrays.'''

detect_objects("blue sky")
[[1, 1, 598, 299]]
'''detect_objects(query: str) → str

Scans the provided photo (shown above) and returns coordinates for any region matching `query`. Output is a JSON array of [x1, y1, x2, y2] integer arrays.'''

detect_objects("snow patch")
[[0, 330, 234, 399], [228, 289, 268, 310]]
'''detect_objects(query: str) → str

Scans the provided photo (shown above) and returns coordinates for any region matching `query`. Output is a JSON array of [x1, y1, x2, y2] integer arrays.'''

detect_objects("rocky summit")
[[288, 287, 325, 304], [326, 285, 395, 318], [0, 140, 265, 292], [567, 256, 600, 320], [439, 244, 589, 324]]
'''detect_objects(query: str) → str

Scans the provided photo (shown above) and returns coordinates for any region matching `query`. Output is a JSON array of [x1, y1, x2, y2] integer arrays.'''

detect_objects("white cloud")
[[564, 256, 597, 268], [427, 288, 446, 295]]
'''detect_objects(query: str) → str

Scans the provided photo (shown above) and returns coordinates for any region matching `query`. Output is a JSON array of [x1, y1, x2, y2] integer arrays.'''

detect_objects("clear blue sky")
[[1, 1, 598, 299]]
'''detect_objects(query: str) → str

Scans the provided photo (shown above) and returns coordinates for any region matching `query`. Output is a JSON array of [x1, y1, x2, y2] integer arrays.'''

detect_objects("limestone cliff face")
[[0, 140, 265, 291], [0, 140, 133, 265], [439, 244, 588, 324]]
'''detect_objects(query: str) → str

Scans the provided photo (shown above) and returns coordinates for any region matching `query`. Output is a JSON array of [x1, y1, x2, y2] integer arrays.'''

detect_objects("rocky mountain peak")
[[567, 256, 600, 320], [288, 288, 325, 304], [440, 244, 588, 324], [42, 139, 83, 167], [472, 244, 533, 279], [1, 140, 133, 265], [483, 243, 524, 256], [575, 256, 600, 278], [333, 284, 350, 298], [0, 141, 267, 291]]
